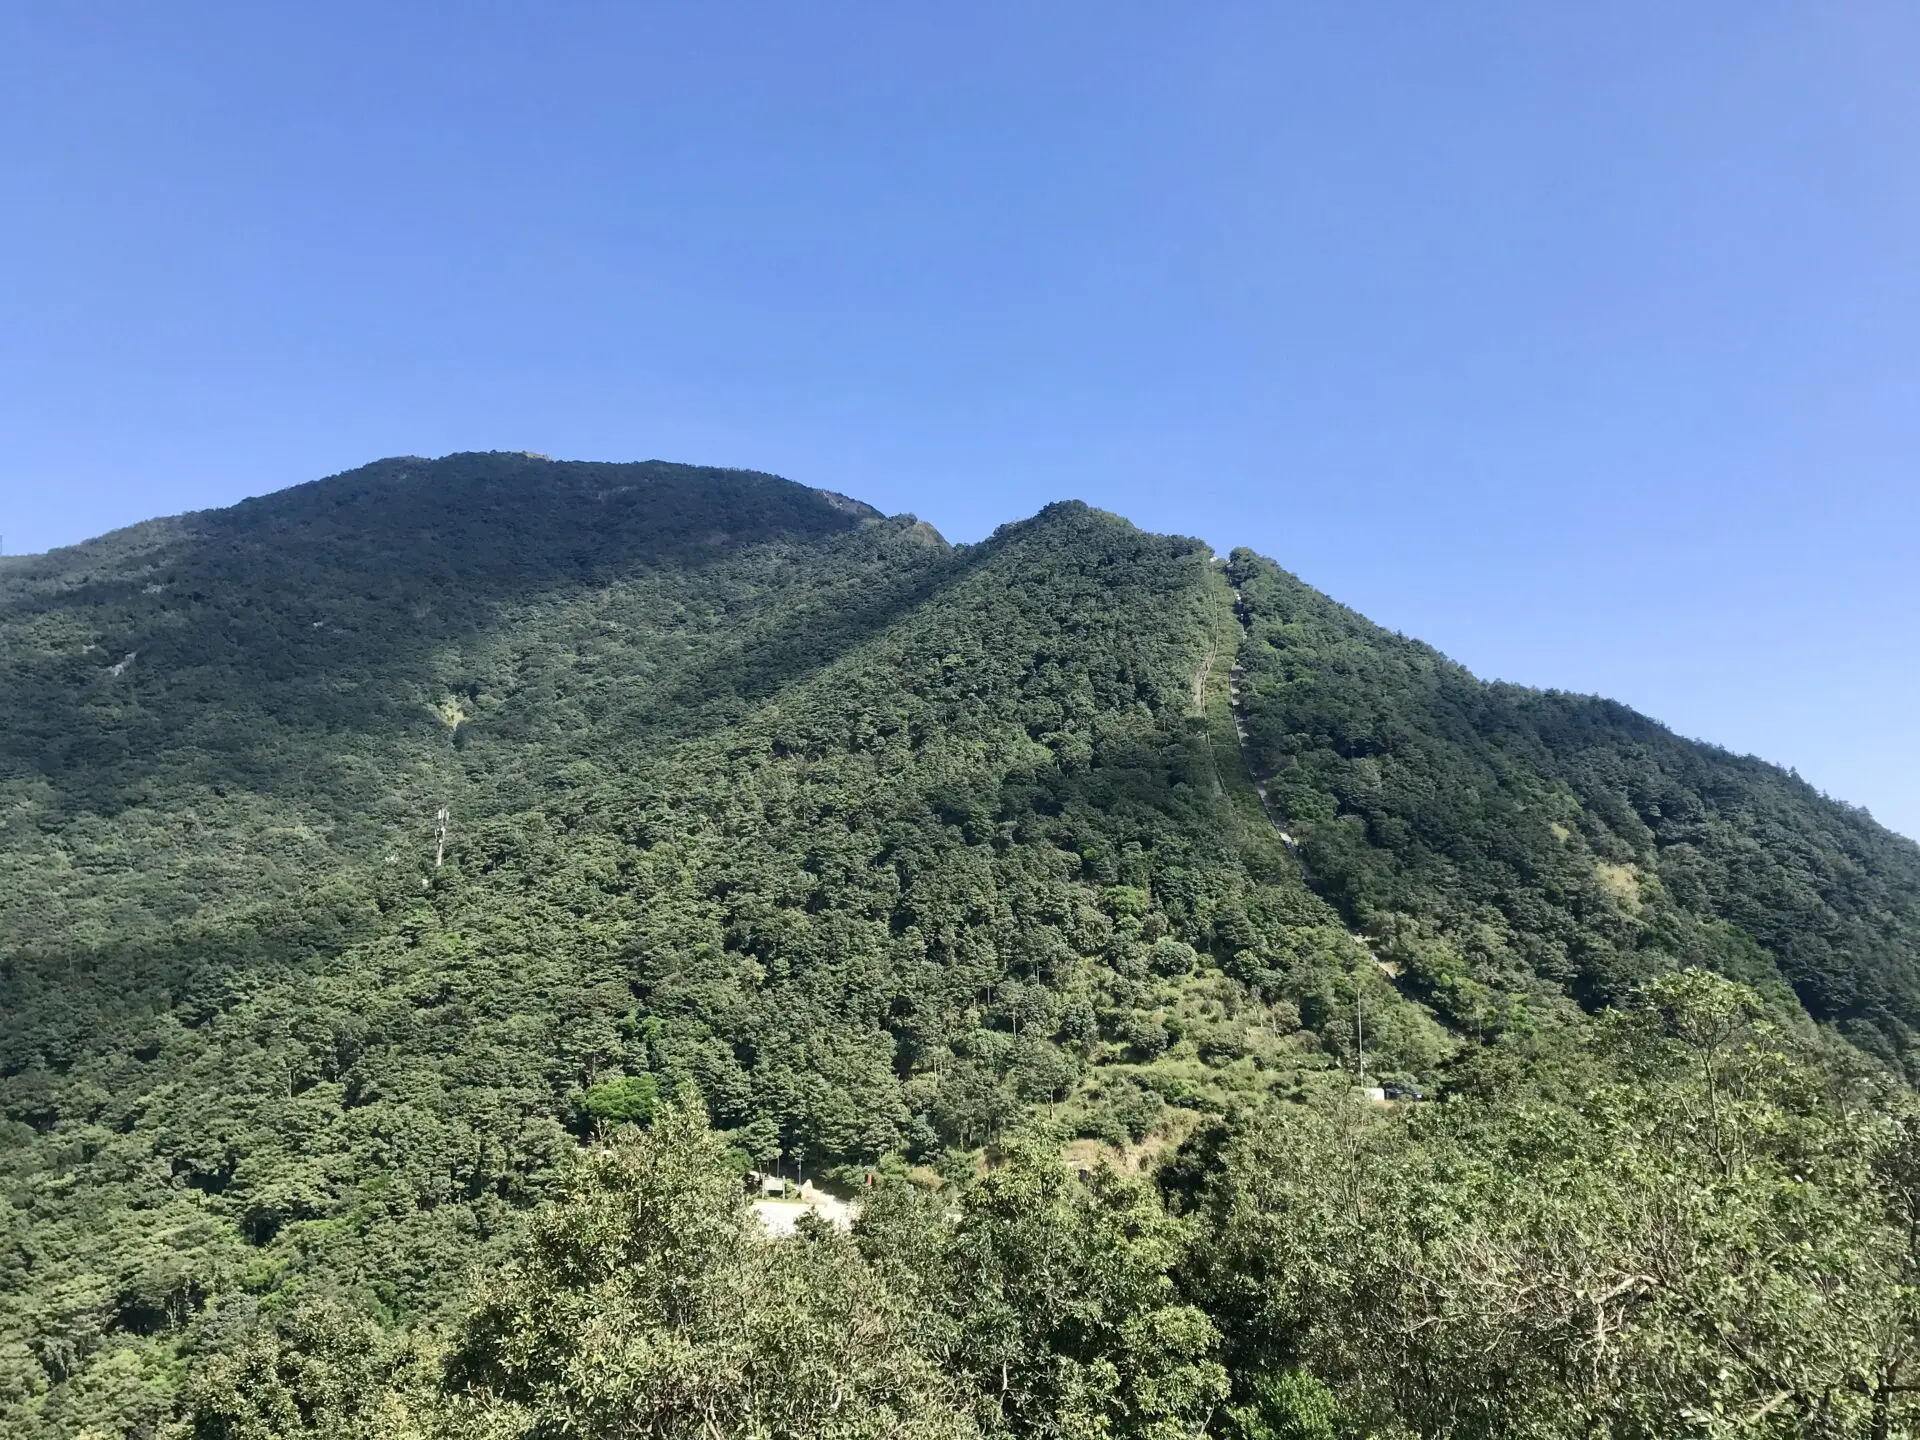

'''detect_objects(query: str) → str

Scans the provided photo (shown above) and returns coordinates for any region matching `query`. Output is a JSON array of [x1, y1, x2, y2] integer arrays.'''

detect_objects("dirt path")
[[1227, 587, 1403, 1008], [751, 1181, 856, 1236], [1191, 638, 1218, 715], [1226, 588, 1297, 851]]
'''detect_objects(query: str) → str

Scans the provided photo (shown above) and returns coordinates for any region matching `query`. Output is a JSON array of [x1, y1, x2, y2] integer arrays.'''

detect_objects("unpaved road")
[[751, 1182, 856, 1235]]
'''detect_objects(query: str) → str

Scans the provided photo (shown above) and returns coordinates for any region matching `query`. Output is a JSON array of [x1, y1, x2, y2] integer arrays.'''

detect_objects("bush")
[[581, 1074, 660, 1129]]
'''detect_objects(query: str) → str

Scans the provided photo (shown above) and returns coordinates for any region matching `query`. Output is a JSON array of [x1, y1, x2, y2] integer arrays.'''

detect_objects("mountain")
[[1226, 551, 1920, 1068], [2, 452, 1916, 1438]]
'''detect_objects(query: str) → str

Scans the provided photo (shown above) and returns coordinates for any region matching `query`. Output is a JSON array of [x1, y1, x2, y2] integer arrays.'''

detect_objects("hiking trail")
[[1226, 586, 1296, 852]]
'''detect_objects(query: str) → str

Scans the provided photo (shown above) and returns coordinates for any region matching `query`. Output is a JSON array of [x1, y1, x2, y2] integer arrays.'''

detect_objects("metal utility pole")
[[434, 807, 450, 868]]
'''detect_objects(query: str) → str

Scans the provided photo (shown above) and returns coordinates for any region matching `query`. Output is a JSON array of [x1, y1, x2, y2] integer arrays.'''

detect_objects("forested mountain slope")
[[1, 453, 1916, 1437], [1226, 550, 1920, 1074], [0, 452, 913, 950], [0, 455, 1380, 1431]]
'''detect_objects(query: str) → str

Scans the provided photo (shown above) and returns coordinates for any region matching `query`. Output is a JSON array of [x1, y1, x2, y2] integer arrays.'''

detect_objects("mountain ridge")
[[2, 451, 1916, 1435]]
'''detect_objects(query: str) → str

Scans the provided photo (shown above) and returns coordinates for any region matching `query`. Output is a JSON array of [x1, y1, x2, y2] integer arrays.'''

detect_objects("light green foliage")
[[1174, 974, 1920, 1437], [1222, 1370, 1340, 1440], [857, 1137, 1227, 1440], [579, 1074, 659, 1129], [181, 1296, 401, 1440], [431, 1103, 972, 1440]]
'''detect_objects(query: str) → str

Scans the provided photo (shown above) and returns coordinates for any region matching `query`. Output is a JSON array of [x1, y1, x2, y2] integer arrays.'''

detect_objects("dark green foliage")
[[0, 454, 1914, 1435], [0, 457, 1351, 1431], [1226, 548, 1920, 1070]]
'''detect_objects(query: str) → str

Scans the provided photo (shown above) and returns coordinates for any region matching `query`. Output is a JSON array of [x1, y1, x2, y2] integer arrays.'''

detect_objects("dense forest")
[[1225, 552, 1920, 1072], [2, 453, 1917, 1437]]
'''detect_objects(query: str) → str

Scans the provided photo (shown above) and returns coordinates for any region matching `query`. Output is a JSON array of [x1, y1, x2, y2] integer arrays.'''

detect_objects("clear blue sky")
[[4, 3, 1917, 837]]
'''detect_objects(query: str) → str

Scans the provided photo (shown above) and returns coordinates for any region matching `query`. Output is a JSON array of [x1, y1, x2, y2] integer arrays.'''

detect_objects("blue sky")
[[4, 3, 1917, 837]]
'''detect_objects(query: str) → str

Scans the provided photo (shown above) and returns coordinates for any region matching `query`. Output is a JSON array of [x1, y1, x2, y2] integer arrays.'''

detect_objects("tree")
[[181, 1296, 397, 1440], [859, 1134, 1227, 1440], [433, 1102, 973, 1440], [1178, 1024, 1915, 1439], [1621, 966, 1765, 1177], [579, 1073, 660, 1130]]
